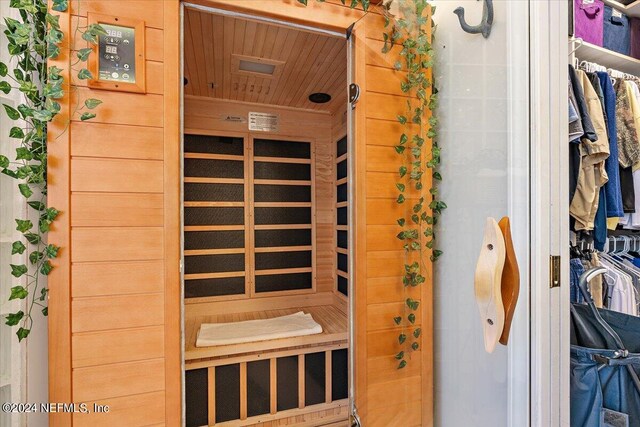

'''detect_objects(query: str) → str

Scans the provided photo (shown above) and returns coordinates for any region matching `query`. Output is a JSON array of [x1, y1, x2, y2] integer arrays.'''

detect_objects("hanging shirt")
[[597, 72, 624, 218]]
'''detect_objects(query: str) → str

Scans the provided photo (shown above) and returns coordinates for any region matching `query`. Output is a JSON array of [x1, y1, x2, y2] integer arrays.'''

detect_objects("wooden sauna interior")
[[182, 7, 350, 426]]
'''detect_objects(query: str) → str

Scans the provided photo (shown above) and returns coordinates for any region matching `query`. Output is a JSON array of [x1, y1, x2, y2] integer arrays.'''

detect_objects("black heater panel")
[[331, 349, 349, 401], [185, 368, 208, 427], [247, 360, 271, 417], [215, 364, 241, 423], [277, 356, 299, 411], [305, 352, 326, 406]]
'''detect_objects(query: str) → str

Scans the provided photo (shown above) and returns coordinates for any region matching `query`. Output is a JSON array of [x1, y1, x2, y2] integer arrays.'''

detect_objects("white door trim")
[[528, 1, 570, 426]]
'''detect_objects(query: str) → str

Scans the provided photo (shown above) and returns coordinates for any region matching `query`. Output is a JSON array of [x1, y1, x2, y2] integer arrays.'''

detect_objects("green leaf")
[[28, 201, 46, 211], [0, 155, 9, 168], [3, 104, 20, 120], [399, 166, 407, 178], [12, 241, 26, 255], [5, 311, 24, 326], [41, 307, 48, 316], [397, 115, 407, 125], [433, 171, 442, 181], [24, 233, 41, 245], [411, 214, 420, 224], [413, 328, 422, 338], [45, 244, 60, 259], [52, 0, 68, 11], [395, 351, 404, 360], [394, 60, 402, 70], [393, 316, 402, 325], [397, 218, 406, 227], [32, 109, 53, 122], [80, 112, 96, 121], [9, 286, 29, 301], [0, 81, 10, 94], [40, 288, 48, 302], [16, 328, 30, 341], [0, 62, 7, 77], [10, 264, 28, 278], [396, 183, 405, 192], [40, 261, 53, 276], [297, 0, 308, 4], [15, 219, 32, 232], [29, 251, 43, 265], [426, 239, 434, 249], [411, 342, 419, 350], [406, 298, 420, 310], [397, 360, 407, 369], [9, 126, 24, 139], [400, 134, 408, 145], [18, 183, 33, 198], [408, 313, 416, 324], [84, 98, 102, 109], [16, 147, 33, 161], [77, 68, 93, 80], [76, 48, 92, 62], [398, 333, 407, 344], [394, 145, 405, 154], [397, 194, 405, 204]]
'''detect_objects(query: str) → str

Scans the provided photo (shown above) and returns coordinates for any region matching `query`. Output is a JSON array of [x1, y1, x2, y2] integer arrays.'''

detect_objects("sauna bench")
[[185, 305, 348, 367]]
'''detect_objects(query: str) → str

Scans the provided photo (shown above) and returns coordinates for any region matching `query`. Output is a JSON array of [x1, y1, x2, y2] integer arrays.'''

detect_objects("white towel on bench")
[[196, 311, 323, 347]]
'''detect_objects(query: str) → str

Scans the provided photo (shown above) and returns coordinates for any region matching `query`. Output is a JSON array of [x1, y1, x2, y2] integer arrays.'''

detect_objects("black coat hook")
[[454, 0, 494, 39]]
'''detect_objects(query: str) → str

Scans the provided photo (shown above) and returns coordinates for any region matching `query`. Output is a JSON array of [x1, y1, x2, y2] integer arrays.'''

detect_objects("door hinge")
[[550, 255, 561, 288], [350, 410, 362, 427], [349, 83, 360, 108]]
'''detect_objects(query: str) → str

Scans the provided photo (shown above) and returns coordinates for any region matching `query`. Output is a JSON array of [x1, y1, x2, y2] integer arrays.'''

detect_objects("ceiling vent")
[[231, 54, 284, 79]]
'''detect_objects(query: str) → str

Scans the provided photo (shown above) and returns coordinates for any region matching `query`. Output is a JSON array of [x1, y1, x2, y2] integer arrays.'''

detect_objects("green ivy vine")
[[1, 0, 104, 341], [298, 0, 444, 370]]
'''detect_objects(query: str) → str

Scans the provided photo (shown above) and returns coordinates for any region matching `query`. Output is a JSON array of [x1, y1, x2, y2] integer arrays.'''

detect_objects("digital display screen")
[[97, 23, 136, 84]]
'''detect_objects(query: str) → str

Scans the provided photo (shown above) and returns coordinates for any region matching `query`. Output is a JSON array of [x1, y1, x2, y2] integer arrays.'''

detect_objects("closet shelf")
[[603, 0, 640, 18], [575, 41, 640, 75]]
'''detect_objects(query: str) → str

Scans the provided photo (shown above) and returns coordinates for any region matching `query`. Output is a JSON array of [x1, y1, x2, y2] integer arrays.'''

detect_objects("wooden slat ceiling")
[[184, 8, 348, 113]]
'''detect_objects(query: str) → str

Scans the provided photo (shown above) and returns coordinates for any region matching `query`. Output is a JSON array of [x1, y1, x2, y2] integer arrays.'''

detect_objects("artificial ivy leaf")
[[3, 104, 20, 120], [396, 183, 405, 192], [40, 261, 53, 276], [45, 244, 60, 259], [397, 194, 405, 204], [13, 68, 24, 82], [10, 265, 28, 278], [39, 218, 51, 233], [52, 0, 68, 11], [16, 148, 33, 161], [433, 171, 442, 181], [18, 183, 33, 198], [31, 109, 53, 122], [0, 81, 10, 94], [393, 316, 402, 325], [406, 298, 420, 310], [397, 218, 406, 227], [5, 311, 24, 326], [47, 43, 60, 59], [0, 155, 9, 168], [360, 0, 370, 11], [80, 112, 96, 121], [24, 233, 41, 245], [413, 328, 422, 338], [416, 181, 423, 190], [394, 145, 405, 154], [297, 0, 308, 4], [397, 360, 407, 369], [9, 126, 24, 139], [412, 342, 419, 350], [17, 104, 33, 118], [399, 166, 407, 178], [398, 333, 407, 344], [74, 48, 92, 63], [12, 241, 26, 255], [41, 307, 48, 316], [395, 351, 404, 360], [408, 313, 416, 324], [29, 251, 44, 265], [394, 60, 402, 71], [399, 133, 408, 145], [411, 214, 420, 224], [15, 219, 32, 232], [45, 208, 59, 221], [0, 62, 7, 77], [40, 287, 48, 301], [424, 227, 433, 237], [27, 201, 45, 211], [77, 68, 93, 80], [16, 327, 30, 341], [9, 286, 29, 301], [84, 98, 102, 109], [397, 115, 407, 125]]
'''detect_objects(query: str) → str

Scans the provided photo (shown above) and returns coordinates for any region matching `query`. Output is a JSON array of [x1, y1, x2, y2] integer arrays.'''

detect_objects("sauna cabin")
[[182, 8, 350, 426], [47, 1, 432, 425]]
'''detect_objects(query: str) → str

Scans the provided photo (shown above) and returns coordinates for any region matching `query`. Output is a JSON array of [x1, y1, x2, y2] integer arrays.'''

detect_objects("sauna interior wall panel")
[[48, 1, 180, 425]]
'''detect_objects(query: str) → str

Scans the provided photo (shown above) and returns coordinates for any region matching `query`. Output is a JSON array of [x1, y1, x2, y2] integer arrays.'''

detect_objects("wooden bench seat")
[[185, 305, 348, 365]]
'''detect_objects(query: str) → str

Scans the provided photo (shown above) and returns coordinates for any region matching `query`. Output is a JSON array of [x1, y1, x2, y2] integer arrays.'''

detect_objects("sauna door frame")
[[179, 2, 354, 424]]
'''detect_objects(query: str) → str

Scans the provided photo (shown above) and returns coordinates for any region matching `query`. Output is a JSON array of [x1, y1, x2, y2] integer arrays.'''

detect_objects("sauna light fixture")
[[238, 59, 276, 76], [309, 93, 331, 104]]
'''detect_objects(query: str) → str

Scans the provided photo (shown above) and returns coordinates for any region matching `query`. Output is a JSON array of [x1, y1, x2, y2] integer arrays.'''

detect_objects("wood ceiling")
[[183, 8, 348, 113]]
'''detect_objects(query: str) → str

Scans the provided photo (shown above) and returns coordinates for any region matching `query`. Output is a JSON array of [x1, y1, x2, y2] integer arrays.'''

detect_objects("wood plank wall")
[[48, 1, 180, 426], [352, 12, 434, 427], [184, 96, 336, 311]]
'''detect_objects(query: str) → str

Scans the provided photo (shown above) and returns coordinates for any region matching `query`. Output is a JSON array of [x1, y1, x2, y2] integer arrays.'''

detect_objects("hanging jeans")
[[571, 258, 587, 303]]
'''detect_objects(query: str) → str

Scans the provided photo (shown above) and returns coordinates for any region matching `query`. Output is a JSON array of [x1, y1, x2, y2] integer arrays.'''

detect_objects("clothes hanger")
[[569, 37, 583, 57]]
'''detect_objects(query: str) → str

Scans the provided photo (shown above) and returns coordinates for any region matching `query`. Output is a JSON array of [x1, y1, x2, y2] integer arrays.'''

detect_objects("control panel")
[[98, 24, 136, 83], [87, 14, 145, 93]]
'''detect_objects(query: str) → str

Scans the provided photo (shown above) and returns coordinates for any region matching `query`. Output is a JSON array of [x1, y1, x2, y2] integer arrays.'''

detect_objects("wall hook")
[[454, 0, 494, 39]]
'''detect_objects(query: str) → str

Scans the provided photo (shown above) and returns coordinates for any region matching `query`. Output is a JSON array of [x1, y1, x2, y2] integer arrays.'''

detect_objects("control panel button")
[[122, 73, 130, 80], [111, 72, 119, 79], [123, 64, 130, 69]]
